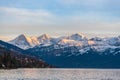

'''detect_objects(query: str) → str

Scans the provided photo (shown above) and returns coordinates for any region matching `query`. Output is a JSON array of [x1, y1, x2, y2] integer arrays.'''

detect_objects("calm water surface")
[[0, 68, 120, 80]]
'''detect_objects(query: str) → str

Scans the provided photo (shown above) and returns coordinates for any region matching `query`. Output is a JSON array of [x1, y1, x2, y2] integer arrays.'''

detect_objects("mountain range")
[[9, 33, 120, 52], [1, 33, 120, 68]]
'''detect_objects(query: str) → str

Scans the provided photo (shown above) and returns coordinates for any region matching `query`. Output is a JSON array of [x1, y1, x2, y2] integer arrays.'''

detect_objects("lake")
[[0, 68, 120, 80]]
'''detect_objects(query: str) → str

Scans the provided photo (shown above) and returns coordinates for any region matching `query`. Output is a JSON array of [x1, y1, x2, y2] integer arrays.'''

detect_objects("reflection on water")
[[0, 68, 120, 80]]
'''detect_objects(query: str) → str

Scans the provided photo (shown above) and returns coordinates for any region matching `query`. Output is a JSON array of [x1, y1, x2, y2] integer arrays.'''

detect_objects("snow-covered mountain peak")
[[14, 34, 35, 43], [9, 34, 41, 49], [16, 34, 27, 40], [38, 34, 51, 40], [72, 33, 85, 37], [13, 34, 37, 44], [9, 34, 31, 49], [106, 37, 120, 46], [37, 34, 53, 46], [8, 33, 120, 51], [69, 33, 87, 41], [10, 34, 30, 43]]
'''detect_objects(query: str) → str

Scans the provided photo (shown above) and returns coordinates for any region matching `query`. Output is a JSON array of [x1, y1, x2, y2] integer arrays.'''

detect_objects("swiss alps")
[[8, 33, 120, 68], [9, 33, 120, 52]]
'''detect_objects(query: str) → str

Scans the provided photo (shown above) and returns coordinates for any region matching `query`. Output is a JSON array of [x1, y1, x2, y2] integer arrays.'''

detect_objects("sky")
[[0, 0, 120, 41]]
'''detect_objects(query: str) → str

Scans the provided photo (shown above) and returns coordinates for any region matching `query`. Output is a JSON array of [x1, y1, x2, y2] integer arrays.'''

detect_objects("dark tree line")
[[0, 52, 18, 68], [0, 51, 53, 69]]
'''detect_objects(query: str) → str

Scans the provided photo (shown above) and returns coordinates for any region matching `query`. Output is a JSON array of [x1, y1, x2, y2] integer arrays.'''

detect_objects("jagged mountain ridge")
[[9, 34, 53, 49], [9, 34, 39, 49], [8, 33, 120, 52]]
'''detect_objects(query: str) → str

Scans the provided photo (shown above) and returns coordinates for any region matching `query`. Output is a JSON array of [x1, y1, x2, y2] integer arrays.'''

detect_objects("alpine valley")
[[1, 33, 120, 68]]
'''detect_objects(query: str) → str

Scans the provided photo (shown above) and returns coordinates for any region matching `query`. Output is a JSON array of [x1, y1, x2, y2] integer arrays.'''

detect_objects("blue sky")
[[0, 0, 120, 41]]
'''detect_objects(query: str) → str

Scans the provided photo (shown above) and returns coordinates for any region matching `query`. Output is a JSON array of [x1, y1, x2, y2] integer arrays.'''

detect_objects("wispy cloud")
[[0, 7, 52, 17], [0, 7, 55, 24], [0, 7, 119, 31]]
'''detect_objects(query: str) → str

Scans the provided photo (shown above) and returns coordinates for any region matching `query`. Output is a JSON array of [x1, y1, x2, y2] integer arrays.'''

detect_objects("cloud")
[[0, 7, 55, 24], [0, 7, 52, 17]]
